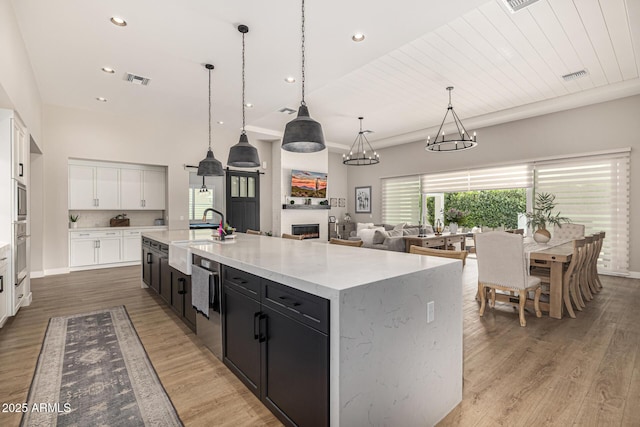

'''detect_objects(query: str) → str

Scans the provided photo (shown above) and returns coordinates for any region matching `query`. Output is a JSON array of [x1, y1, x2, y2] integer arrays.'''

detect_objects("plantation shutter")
[[188, 173, 217, 221], [534, 151, 630, 275], [421, 164, 533, 193], [381, 176, 421, 225]]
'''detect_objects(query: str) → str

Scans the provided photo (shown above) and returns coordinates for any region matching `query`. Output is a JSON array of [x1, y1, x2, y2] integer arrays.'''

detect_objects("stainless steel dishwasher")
[[193, 254, 222, 360]]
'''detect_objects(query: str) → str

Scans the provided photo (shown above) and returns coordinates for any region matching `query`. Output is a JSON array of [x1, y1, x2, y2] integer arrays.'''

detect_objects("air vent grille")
[[562, 69, 589, 81], [279, 107, 297, 115], [124, 72, 151, 86], [501, 0, 540, 13]]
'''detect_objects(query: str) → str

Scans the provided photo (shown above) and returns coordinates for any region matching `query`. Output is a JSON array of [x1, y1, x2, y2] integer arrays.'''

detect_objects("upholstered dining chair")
[[329, 238, 363, 247], [475, 231, 542, 327], [409, 245, 468, 267], [282, 233, 303, 240], [245, 229, 262, 235], [550, 223, 585, 242]]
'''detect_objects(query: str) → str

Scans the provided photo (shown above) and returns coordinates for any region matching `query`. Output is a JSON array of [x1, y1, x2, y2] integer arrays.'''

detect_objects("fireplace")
[[291, 224, 320, 240]]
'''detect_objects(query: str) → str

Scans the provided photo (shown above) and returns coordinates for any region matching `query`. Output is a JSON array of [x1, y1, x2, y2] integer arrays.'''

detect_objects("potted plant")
[[69, 214, 79, 229], [444, 208, 466, 234], [525, 192, 570, 243]]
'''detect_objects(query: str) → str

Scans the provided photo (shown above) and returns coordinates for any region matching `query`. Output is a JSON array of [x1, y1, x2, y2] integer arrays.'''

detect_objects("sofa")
[[349, 223, 434, 252]]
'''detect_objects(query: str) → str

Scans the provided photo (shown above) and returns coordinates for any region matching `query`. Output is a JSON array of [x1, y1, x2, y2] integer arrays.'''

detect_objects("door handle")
[[258, 313, 267, 343], [146, 253, 152, 264], [0, 275, 3, 293], [19, 163, 23, 177], [253, 312, 261, 340], [178, 277, 186, 294]]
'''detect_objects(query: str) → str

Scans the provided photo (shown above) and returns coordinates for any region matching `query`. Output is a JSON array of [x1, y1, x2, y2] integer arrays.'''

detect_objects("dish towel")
[[191, 264, 211, 319]]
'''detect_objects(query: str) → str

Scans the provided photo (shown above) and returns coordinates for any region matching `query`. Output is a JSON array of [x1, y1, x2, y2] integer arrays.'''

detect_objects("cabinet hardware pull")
[[146, 253, 152, 264], [178, 277, 186, 294], [19, 163, 23, 177], [279, 295, 301, 306], [258, 314, 267, 343], [0, 275, 3, 293], [253, 312, 261, 339]]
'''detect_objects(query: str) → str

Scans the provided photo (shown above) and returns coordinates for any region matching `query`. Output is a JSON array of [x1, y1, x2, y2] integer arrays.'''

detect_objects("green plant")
[[69, 214, 79, 222], [525, 192, 570, 230], [444, 208, 466, 224]]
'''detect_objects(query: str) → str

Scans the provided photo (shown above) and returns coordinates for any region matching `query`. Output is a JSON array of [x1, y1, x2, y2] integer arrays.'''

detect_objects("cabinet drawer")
[[262, 280, 329, 334], [123, 230, 142, 236], [70, 230, 122, 239], [224, 266, 260, 300], [424, 237, 445, 247], [446, 235, 465, 245]]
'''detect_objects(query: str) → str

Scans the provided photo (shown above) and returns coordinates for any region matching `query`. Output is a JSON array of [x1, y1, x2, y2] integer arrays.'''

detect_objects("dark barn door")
[[226, 170, 260, 233]]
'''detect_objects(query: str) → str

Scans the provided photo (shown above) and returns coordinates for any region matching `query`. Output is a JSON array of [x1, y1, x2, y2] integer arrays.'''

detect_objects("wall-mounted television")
[[291, 169, 327, 198]]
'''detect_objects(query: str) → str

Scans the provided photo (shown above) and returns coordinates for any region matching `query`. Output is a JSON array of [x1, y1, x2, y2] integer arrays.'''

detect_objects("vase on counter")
[[449, 222, 458, 234], [69, 222, 78, 229]]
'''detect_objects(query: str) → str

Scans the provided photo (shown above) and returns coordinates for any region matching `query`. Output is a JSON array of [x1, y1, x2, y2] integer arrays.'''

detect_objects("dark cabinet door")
[[171, 269, 186, 316], [261, 306, 329, 427], [159, 256, 171, 304], [150, 252, 161, 293], [182, 275, 197, 331], [223, 285, 261, 396], [142, 246, 152, 286]]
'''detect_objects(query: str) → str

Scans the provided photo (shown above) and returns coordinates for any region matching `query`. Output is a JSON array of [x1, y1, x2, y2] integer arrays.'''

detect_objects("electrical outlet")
[[427, 301, 435, 323]]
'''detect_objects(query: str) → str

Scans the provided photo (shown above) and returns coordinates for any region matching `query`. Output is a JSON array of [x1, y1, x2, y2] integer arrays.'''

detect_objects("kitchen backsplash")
[[69, 210, 165, 228]]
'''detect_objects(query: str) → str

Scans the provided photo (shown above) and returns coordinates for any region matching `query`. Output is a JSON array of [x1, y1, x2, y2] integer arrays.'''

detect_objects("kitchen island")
[[142, 230, 463, 427]]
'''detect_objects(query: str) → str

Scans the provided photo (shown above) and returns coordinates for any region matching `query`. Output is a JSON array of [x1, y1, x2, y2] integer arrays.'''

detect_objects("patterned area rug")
[[21, 306, 183, 426]]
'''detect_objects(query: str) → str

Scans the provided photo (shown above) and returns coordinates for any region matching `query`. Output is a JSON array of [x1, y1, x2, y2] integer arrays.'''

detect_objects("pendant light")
[[425, 86, 478, 152], [197, 64, 224, 176], [343, 117, 380, 166], [281, 0, 326, 153], [227, 24, 260, 167]]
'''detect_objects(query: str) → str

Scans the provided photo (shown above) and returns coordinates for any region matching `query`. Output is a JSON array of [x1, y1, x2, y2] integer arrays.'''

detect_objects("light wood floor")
[[1, 263, 638, 426]]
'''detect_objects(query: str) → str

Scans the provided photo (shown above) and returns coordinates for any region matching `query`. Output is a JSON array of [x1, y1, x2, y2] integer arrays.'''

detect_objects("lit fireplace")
[[291, 224, 320, 240]]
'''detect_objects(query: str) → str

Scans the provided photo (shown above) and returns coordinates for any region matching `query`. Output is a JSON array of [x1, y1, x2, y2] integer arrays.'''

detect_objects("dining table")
[[403, 233, 467, 253], [526, 239, 574, 319]]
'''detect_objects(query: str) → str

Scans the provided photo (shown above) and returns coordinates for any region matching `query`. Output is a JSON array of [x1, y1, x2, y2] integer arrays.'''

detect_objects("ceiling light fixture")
[[96, 97, 107, 102], [101, 67, 115, 74], [425, 86, 477, 153], [110, 16, 127, 27], [227, 24, 260, 168], [352, 33, 365, 42], [197, 64, 224, 177], [343, 117, 380, 166], [281, 0, 326, 153]]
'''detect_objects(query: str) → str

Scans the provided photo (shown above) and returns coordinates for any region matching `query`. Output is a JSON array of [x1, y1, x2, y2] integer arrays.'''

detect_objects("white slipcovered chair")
[[476, 231, 542, 327]]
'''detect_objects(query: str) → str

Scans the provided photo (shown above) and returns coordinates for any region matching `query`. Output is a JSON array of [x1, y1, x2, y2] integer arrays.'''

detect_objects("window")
[[381, 176, 421, 225], [534, 150, 630, 275], [188, 173, 223, 222]]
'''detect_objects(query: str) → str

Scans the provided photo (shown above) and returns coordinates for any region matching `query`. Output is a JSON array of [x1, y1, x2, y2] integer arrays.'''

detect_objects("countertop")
[[142, 229, 457, 296], [69, 225, 168, 232]]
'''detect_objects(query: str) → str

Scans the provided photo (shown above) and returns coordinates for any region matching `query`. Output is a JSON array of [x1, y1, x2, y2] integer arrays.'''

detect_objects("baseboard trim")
[[31, 271, 45, 279], [628, 271, 640, 279], [70, 261, 140, 272], [43, 268, 71, 276]]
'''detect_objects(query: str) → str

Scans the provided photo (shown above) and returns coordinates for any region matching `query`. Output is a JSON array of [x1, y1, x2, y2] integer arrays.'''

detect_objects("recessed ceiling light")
[[110, 16, 127, 27], [352, 33, 365, 42], [284, 76, 296, 83], [245, 103, 254, 108], [217, 121, 224, 125], [96, 97, 107, 102], [101, 67, 115, 74]]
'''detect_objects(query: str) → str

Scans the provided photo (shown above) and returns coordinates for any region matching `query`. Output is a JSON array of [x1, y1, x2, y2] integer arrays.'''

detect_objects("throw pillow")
[[356, 222, 375, 233], [387, 229, 403, 238], [393, 223, 406, 231], [358, 227, 384, 245], [372, 229, 389, 244], [403, 227, 419, 236]]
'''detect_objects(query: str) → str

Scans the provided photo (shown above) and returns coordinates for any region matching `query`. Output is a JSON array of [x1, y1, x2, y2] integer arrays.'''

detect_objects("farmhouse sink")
[[168, 239, 214, 275]]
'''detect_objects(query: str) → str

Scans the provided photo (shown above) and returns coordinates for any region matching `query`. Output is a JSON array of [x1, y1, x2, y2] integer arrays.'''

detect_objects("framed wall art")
[[355, 186, 371, 213]]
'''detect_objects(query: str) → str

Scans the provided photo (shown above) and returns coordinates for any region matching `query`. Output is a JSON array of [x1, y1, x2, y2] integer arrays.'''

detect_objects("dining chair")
[[282, 233, 303, 240], [475, 231, 542, 327], [551, 223, 585, 242], [409, 245, 467, 267], [245, 229, 262, 235], [578, 235, 595, 302], [591, 231, 606, 292], [329, 238, 363, 247]]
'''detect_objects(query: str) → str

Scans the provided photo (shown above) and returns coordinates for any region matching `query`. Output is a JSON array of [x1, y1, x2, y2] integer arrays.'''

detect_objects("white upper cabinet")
[[69, 160, 166, 211], [12, 117, 27, 184], [68, 165, 119, 209]]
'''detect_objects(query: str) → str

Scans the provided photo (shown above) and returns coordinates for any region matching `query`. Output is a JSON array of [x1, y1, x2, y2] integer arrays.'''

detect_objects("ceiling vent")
[[501, 0, 540, 13], [124, 72, 151, 86], [562, 69, 589, 81], [279, 107, 297, 115]]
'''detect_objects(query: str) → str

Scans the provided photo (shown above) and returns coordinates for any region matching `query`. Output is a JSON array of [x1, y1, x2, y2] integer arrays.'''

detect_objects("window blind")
[[420, 164, 533, 193], [381, 176, 421, 225], [534, 152, 630, 275], [188, 173, 217, 221]]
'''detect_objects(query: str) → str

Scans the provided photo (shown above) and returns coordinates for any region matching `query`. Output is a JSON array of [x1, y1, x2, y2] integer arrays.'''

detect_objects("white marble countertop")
[[142, 230, 457, 296], [69, 225, 167, 232]]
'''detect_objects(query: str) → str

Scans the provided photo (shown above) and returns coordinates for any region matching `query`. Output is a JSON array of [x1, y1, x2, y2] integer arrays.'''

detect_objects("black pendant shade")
[[197, 148, 224, 176], [228, 133, 260, 167], [282, 105, 325, 153]]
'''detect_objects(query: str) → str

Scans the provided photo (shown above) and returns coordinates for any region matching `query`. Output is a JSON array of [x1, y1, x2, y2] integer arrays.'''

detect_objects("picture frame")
[[329, 215, 336, 223], [330, 198, 337, 207], [338, 198, 346, 207], [355, 186, 372, 213]]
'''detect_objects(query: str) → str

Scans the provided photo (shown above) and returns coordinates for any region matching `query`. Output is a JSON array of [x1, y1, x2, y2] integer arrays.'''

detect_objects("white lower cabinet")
[[0, 245, 9, 327], [69, 228, 164, 269]]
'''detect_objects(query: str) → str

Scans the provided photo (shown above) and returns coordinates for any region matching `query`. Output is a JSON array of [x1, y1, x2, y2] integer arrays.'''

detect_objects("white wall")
[[347, 95, 640, 273], [40, 104, 272, 273], [327, 152, 349, 224]]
